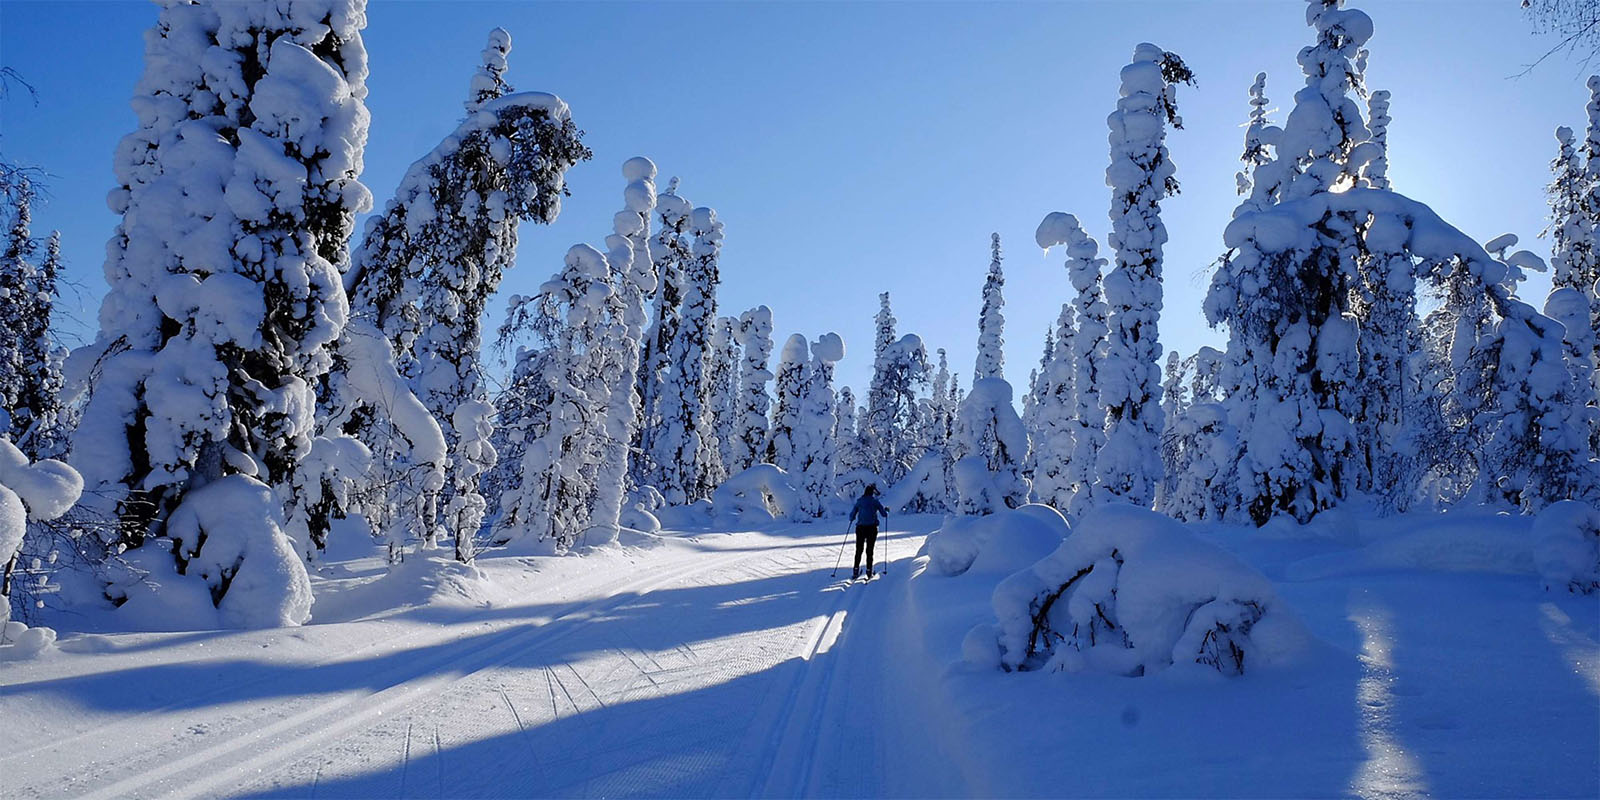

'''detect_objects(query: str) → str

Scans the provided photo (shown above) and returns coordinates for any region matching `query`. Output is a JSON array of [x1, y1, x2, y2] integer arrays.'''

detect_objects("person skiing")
[[848, 484, 889, 579]]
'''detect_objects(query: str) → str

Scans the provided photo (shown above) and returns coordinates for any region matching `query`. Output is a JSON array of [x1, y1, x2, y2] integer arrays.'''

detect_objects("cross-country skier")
[[848, 484, 889, 579]]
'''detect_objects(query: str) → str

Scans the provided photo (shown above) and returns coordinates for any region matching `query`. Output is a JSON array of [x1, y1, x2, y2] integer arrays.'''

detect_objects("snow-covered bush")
[[0, 437, 81, 652], [162, 475, 313, 628], [1533, 500, 1600, 594], [925, 503, 1067, 578], [713, 464, 800, 523], [982, 505, 1308, 676]]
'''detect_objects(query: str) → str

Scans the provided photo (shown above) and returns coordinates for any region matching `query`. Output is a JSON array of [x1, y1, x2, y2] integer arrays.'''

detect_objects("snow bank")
[[925, 504, 1069, 578], [982, 505, 1308, 676], [1283, 510, 1535, 580], [1533, 500, 1600, 594], [712, 464, 800, 524]]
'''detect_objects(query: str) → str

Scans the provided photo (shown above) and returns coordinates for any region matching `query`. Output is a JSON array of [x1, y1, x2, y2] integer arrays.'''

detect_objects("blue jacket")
[[850, 495, 888, 526]]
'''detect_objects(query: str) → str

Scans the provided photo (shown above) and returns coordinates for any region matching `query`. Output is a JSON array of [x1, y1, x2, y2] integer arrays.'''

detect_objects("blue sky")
[[0, 1, 1588, 396]]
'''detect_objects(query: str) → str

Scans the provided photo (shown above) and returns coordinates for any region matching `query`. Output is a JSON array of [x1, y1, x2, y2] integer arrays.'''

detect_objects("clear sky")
[[0, 0, 1588, 397]]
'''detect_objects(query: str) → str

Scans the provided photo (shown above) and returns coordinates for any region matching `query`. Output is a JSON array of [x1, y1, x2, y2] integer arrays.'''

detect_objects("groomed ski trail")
[[3, 521, 955, 799]]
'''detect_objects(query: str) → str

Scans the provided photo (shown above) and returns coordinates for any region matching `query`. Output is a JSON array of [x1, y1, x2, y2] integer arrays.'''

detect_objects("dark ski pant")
[[853, 525, 879, 573]]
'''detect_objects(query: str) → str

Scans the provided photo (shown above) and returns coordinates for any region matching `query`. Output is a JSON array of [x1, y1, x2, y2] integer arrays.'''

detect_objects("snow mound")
[[926, 504, 1068, 578], [712, 464, 800, 524], [0, 619, 56, 661], [1533, 500, 1600, 594], [984, 505, 1308, 676], [1284, 511, 1534, 581], [165, 476, 314, 629], [371, 554, 492, 608]]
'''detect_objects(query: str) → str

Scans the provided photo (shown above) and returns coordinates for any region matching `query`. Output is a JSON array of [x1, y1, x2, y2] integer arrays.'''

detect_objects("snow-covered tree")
[[768, 334, 809, 472], [1021, 327, 1054, 452], [651, 205, 723, 503], [0, 178, 38, 444], [953, 378, 1030, 515], [72, 0, 374, 624], [975, 233, 1005, 381], [584, 157, 659, 547], [732, 305, 773, 473], [702, 316, 741, 493], [795, 333, 844, 517], [1028, 303, 1078, 511], [864, 293, 927, 481], [635, 180, 693, 490], [1548, 120, 1600, 454], [1204, 0, 1375, 525], [1097, 44, 1192, 510], [1366, 89, 1392, 190], [1036, 212, 1110, 520], [834, 385, 868, 481], [337, 30, 589, 560], [494, 244, 619, 551]]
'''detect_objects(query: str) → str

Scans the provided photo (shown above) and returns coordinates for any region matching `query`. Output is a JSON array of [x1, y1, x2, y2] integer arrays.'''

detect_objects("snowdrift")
[[712, 464, 799, 524], [1533, 500, 1600, 594], [977, 504, 1308, 676], [925, 504, 1069, 578]]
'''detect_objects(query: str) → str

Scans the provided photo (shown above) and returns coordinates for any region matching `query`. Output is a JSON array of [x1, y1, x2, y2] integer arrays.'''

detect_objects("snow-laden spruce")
[[1035, 212, 1110, 519], [794, 333, 845, 517], [732, 306, 775, 475], [72, 0, 373, 622], [1546, 123, 1600, 455], [976, 504, 1309, 676], [1028, 303, 1077, 510], [953, 378, 1030, 515], [635, 180, 694, 491], [864, 293, 929, 483], [0, 182, 65, 460], [585, 157, 660, 547], [1204, 0, 1382, 524], [338, 29, 589, 560], [703, 316, 741, 493], [1097, 44, 1192, 509], [974, 233, 1005, 381], [768, 334, 809, 474], [650, 205, 723, 504]]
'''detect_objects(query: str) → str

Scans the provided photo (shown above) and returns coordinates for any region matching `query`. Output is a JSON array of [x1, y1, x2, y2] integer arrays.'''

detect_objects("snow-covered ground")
[[2, 511, 1597, 799]]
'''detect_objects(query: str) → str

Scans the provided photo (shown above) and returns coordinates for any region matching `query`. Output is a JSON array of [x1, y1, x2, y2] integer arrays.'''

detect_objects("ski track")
[[6, 526, 935, 799]]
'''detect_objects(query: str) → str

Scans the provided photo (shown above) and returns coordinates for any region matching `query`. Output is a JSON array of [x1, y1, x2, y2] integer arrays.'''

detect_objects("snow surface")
[[3, 510, 1596, 798]]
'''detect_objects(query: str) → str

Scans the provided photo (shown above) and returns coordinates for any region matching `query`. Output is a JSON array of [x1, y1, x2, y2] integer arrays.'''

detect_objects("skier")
[[848, 484, 889, 579]]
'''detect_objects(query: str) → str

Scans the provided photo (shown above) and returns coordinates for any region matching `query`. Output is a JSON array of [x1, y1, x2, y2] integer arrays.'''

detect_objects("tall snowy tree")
[[1097, 44, 1192, 509], [1548, 119, 1600, 454], [651, 205, 723, 503], [864, 293, 927, 481], [635, 180, 693, 490], [584, 157, 659, 547], [732, 305, 774, 472], [702, 316, 741, 493], [953, 377, 1030, 515], [768, 334, 809, 472], [834, 385, 867, 479], [71, 0, 374, 626], [1028, 303, 1078, 511], [336, 30, 589, 560], [1036, 212, 1110, 519], [1204, 0, 1375, 525], [795, 333, 844, 517], [975, 233, 1005, 381], [0, 178, 38, 442]]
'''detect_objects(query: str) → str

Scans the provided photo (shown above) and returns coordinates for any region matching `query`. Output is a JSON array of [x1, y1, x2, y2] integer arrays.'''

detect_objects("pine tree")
[[795, 333, 844, 517], [584, 156, 659, 547], [834, 385, 866, 479], [732, 305, 774, 471], [768, 334, 809, 472], [0, 179, 39, 445], [1036, 212, 1110, 519], [1204, 0, 1374, 525], [651, 205, 723, 503], [337, 30, 589, 559], [863, 293, 927, 482], [635, 180, 693, 489], [16, 231, 64, 459], [1029, 304, 1078, 511], [72, 0, 373, 626], [1097, 44, 1192, 509], [702, 316, 741, 493], [974, 233, 1005, 381], [1549, 120, 1600, 455]]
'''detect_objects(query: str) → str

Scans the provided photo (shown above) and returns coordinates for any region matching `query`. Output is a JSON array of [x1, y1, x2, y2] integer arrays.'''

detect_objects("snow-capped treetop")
[[464, 28, 513, 113], [1273, 0, 1374, 201], [975, 233, 1005, 381], [1366, 89, 1391, 190], [813, 331, 846, 363], [1237, 72, 1279, 198]]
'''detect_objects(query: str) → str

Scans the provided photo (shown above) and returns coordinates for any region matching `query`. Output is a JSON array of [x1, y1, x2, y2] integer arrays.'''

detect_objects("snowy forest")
[[1, 1, 1597, 798]]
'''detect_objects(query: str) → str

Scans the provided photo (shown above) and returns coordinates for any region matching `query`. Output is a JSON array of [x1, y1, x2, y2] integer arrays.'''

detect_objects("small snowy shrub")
[[984, 504, 1306, 677], [1533, 500, 1600, 594], [712, 464, 801, 523]]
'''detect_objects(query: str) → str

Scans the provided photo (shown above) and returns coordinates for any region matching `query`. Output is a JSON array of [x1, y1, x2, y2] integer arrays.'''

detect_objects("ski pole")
[[829, 521, 853, 578], [880, 522, 889, 576]]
